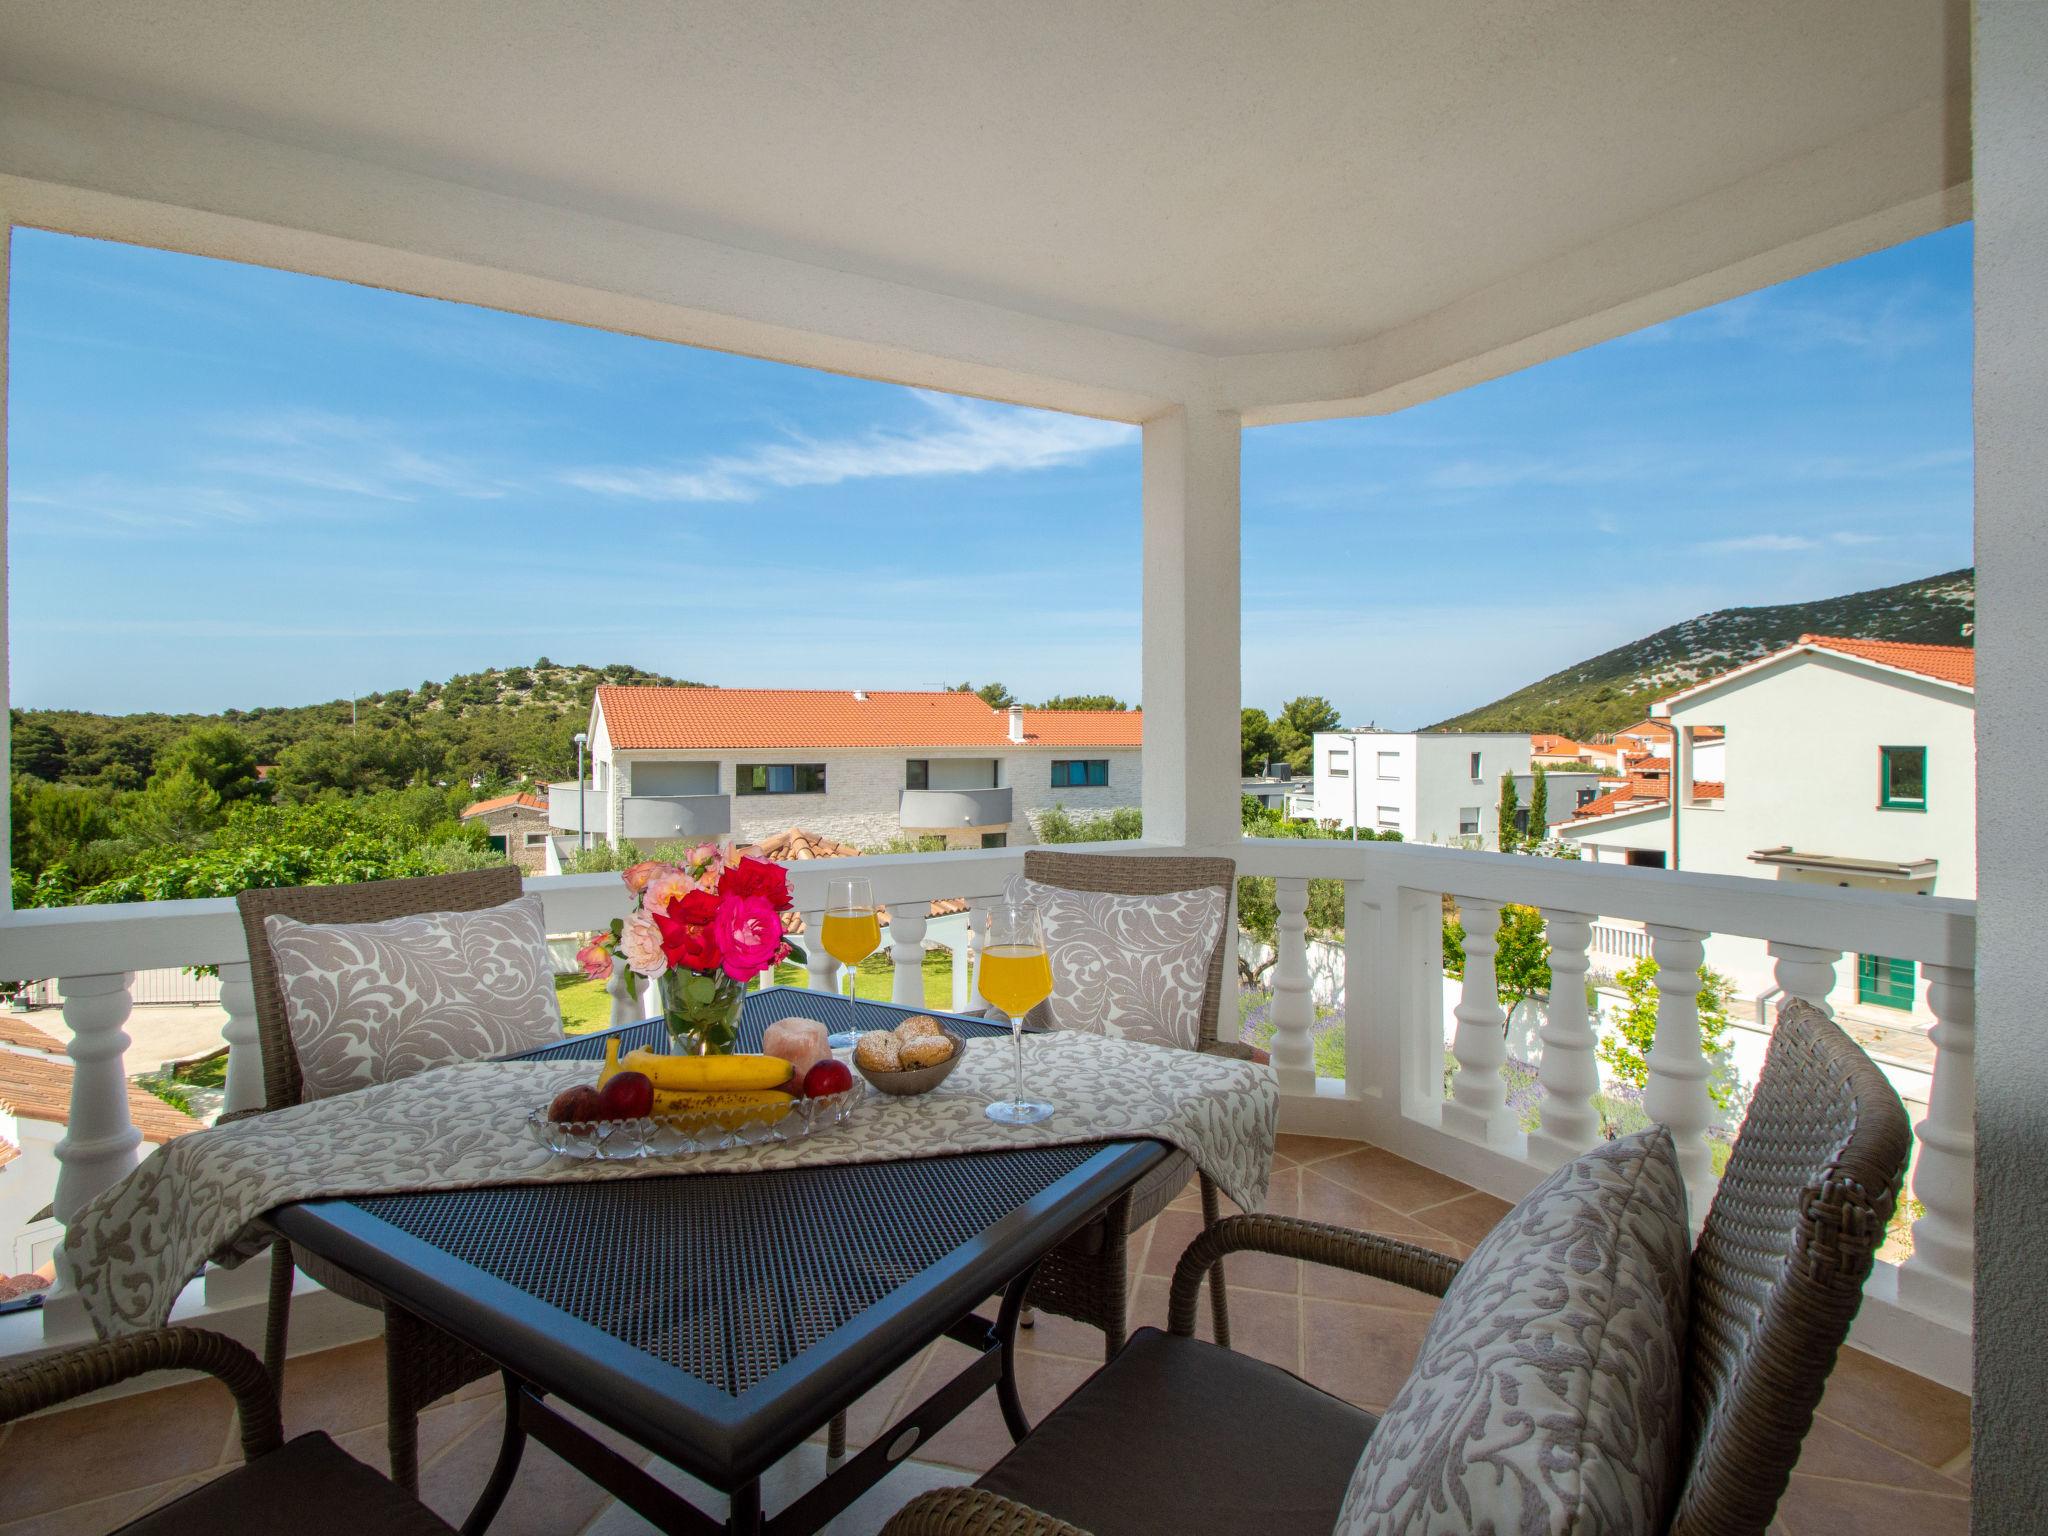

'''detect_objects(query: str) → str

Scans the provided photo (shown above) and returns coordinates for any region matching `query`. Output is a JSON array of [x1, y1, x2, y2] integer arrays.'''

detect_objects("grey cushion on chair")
[[1333, 1128, 1691, 1535], [978, 1327, 1374, 1536]]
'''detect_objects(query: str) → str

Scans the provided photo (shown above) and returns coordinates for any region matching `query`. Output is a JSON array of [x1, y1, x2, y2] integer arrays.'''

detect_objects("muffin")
[[853, 1031, 902, 1073], [898, 1033, 955, 1069], [895, 1015, 946, 1041]]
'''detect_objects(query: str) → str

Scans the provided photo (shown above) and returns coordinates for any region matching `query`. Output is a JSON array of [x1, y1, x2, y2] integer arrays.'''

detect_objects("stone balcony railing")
[[618, 792, 733, 841], [0, 838, 1974, 1389]]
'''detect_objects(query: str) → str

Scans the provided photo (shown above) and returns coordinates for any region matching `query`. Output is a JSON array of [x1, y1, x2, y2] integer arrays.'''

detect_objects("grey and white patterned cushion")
[[264, 894, 564, 1100], [1333, 1128, 1691, 1535], [1003, 874, 1225, 1051]]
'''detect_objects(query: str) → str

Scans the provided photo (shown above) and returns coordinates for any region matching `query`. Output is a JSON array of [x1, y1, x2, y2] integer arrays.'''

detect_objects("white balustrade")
[[802, 909, 839, 995], [1899, 962, 1975, 1319], [216, 960, 265, 1116], [1268, 877, 1316, 1095], [888, 905, 929, 1009], [962, 898, 992, 1013], [51, 972, 142, 1230], [1768, 941, 1841, 1016], [1641, 924, 1716, 1201], [1528, 909, 1598, 1166], [1442, 898, 1513, 1145]]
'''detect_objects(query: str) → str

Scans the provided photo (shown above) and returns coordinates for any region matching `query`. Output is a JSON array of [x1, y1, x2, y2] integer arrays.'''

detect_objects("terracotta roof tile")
[[0, 1016, 63, 1054], [1797, 634, 1975, 687], [0, 1137, 16, 1170], [461, 793, 547, 818], [1530, 734, 1586, 755], [0, 1052, 205, 1144], [596, 687, 1142, 751], [734, 829, 971, 926]]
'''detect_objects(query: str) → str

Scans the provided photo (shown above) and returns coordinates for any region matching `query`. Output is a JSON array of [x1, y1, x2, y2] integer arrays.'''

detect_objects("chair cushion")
[[1005, 875, 1224, 1050], [116, 1431, 455, 1534], [1334, 1128, 1690, 1535], [265, 894, 563, 1100], [979, 1327, 1374, 1536]]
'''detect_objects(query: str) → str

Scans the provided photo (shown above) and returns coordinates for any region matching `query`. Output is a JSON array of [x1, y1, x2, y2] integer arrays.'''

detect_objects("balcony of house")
[[618, 792, 734, 842], [545, 782, 605, 835], [898, 786, 1013, 832]]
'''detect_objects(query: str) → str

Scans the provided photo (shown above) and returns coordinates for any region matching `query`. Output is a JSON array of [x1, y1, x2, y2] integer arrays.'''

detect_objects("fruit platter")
[[531, 1018, 863, 1160]]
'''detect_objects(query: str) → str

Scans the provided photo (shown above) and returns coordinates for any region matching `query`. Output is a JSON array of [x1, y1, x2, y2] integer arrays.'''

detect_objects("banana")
[[597, 1037, 622, 1087], [618, 1049, 794, 1092], [652, 1087, 796, 1131]]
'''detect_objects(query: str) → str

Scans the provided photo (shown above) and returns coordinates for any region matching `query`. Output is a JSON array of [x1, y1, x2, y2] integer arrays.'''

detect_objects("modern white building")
[[1562, 635, 1976, 1015], [1308, 730, 1602, 848], [549, 686, 1142, 859]]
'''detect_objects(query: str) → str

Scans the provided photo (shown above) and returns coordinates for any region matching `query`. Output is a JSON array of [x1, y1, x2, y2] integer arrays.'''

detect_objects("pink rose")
[[622, 861, 664, 896], [688, 842, 721, 877], [712, 893, 784, 982], [642, 867, 693, 918], [618, 912, 669, 979], [574, 935, 613, 980]]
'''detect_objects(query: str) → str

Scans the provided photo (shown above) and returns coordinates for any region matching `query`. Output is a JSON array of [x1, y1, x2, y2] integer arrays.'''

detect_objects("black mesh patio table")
[[270, 988, 1167, 1536]]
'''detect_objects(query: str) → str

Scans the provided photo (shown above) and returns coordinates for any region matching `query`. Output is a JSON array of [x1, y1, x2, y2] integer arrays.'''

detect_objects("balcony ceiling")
[[0, 1, 1967, 367]]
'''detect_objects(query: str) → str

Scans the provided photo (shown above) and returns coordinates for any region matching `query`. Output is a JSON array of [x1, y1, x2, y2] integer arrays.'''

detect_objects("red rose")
[[651, 906, 723, 971], [676, 887, 720, 926], [721, 856, 792, 911]]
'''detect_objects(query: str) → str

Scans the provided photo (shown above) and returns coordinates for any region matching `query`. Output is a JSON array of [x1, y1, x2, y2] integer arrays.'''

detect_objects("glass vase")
[[658, 968, 746, 1054]]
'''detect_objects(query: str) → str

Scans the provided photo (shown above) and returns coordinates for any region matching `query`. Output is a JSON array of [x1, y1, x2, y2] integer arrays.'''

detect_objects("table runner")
[[66, 1031, 1275, 1337]]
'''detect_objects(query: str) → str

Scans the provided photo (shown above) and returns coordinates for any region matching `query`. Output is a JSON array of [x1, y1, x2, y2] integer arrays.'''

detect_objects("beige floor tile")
[[1790, 1415, 1970, 1495], [1272, 1134, 1363, 1166], [0, 1477, 191, 1536], [331, 1392, 500, 1480], [1015, 1306, 1115, 1363], [1127, 1276, 1300, 1373], [1296, 1168, 1448, 1240], [418, 1403, 626, 1536], [1773, 1472, 1968, 1536], [280, 1336, 392, 1440], [909, 1349, 1098, 1475], [1296, 1299, 1433, 1413], [1311, 1147, 1476, 1214], [1140, 1207, 1300, 1294], [1298, 1252, 1446, 1313], [0, 1374, 234, 1520], [1410, 1190, 1514, 1247], [1816, 1347, 1973, 1470]]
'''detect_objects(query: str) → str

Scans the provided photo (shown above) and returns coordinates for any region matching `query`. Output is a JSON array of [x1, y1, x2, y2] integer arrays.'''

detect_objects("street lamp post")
[[574, 731, 589, 850]]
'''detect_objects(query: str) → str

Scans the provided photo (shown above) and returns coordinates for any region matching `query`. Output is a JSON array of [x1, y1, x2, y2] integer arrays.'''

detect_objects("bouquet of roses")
[[576, 842, 804, 1053]]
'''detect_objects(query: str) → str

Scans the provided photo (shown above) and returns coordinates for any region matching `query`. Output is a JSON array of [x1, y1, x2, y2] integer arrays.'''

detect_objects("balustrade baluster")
[[1268, 878, 1315, 1094], [889, 905, 929, 1009], [962, 898, 992, 1012], [1642, 924, 1715, 1201], [1528, 909, 1598, 1165], [802, 909, 838, 994], [1443, 898, 1513, 1144], [52, 972, 142, 1232], [1899, 962, 1975, 1319], [216, 960, 265, 1116], [1768, 941, 1840, 1017]]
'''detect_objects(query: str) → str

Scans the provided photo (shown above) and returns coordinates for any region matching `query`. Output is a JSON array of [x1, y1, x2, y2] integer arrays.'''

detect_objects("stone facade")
[[462, 798, 554, 874]]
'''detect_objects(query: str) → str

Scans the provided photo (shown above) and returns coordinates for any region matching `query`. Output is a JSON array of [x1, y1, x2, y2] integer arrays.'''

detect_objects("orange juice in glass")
[[980, 903, 1055, 1124], [822, 876, 878, 1048]]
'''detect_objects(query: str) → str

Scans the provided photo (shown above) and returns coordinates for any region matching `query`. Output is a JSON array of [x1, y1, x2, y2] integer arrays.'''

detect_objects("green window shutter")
[[1858, 953, 1916, 1009]]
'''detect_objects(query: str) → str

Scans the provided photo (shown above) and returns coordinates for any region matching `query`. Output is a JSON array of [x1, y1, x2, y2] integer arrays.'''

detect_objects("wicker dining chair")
[[1011, 849, 1249, 1360], [881, 1000, 1912, 1536], [232, 866, 526, 1493], [0, 1327, 454, 1533]]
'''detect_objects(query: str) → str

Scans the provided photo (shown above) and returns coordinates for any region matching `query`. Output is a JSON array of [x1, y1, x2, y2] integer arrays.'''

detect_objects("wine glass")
[[978, 902, 1055, 1125], [820, 875, 880, 1048]]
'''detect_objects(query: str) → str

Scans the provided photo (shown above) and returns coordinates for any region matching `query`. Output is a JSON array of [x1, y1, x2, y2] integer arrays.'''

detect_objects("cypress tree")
[[1497, 770, 1521, 852], [1529, 765, 1549, 849]]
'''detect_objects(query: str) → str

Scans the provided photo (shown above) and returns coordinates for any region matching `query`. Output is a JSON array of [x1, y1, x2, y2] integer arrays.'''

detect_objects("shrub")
[[1595, 953, 1741, 1111]]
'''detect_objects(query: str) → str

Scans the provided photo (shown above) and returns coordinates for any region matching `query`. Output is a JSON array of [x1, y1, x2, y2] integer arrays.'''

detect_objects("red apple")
[[548, 1085, 605, 1124], [803, 1059, 854, 1099], [598, 1070, 655, 1120]]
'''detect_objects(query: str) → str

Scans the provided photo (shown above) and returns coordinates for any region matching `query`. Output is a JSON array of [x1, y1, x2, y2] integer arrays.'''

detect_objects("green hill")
[[1432, 569, 1975, 740]]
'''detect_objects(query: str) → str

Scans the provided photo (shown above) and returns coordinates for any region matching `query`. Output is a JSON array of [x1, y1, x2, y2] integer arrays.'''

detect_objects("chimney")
[[1007, 704, 1025, 744], [852, 689, 867, 702]]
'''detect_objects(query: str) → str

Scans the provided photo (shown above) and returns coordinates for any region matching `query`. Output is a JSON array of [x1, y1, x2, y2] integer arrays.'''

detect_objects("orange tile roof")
[[461, 793, 547, 818], [0, 1016, 63, 1054], [597, 687, 1142, 750], [1570, 773, 1721, 821], [1798, 634, 1975, 687], [733, 829, 971, 926], [0, 1137, 16, 1170], [1530, 734, 1586, 755], [0, 1052, 205, 1143]]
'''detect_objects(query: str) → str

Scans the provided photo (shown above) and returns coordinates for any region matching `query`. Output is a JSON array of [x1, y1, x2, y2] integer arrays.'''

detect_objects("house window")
[[1626, 849, 1667, 869], [1458, 808, 1481, 836], [486, 834, 508, 853], [1879, 746, 1926, 809], [981, 832, 1008, 849], [1326, 750, 1350, 778], [737, 763, 827, 795], [1514, 808, 1531, 836], [1376, 751, 1399, 779], [1469, 751, 1482, 781], [1859, 954, 1916, 1010], [1051, 760, 1109, 788], [906, 759, 929, 790], [1376, 806, 1400, 828], [524, 832, 549, 848], [1576, 787, 1598, 808]]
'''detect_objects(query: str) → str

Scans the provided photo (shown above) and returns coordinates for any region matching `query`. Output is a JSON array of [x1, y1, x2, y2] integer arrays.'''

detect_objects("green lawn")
[[553, 949, 959, 1034]]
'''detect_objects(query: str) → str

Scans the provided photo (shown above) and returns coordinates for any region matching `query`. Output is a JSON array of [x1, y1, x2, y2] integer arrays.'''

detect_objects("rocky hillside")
[[1432, 569, 1974, 739]]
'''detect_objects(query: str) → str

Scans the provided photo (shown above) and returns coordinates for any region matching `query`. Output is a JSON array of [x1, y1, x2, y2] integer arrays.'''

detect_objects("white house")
[[1562, 635, 1976, 1015], [1309, 731, 1602, 848], [550, 686, 1143, 858]]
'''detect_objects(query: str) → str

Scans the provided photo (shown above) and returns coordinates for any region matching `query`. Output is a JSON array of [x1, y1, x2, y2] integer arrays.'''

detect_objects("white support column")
[[1442, 898, 1512, 1145], [1268, 878, 1315, 1094], [1528, 909, 1598, 1166], [1140, 405, 1243, 850], [1642, 924, 1715, 1203], [889, 905, 929, 1009], [802, 910, 838, 994], [1898, 962, 1975, 1321], [948, 933, 974, 1012], [961, 898, 992, 1012], [217, 960, 265, 1116], [52, 972, 141, 1228], [1768, 941, 1840, 1018]]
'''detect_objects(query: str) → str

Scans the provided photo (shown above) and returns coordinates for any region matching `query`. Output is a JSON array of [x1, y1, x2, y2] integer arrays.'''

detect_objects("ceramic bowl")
[[852, 1024, 968, 1096]]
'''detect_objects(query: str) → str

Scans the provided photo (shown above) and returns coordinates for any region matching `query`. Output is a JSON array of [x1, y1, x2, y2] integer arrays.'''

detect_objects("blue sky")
[[6, 224, 1971, 724]]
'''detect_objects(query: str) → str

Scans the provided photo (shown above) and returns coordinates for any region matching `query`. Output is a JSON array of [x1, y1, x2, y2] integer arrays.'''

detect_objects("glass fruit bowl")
[[528, 1078, 867, 1161]]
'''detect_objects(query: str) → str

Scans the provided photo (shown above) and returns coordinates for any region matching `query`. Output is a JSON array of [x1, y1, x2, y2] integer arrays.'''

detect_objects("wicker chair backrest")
[[1015, 849, 1237, 1049], [1669, 999, 1913, 1534], [234, 867, 526, 1113]]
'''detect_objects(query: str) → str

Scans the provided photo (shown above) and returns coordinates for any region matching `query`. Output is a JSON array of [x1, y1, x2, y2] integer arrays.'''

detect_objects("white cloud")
[[1692, 530, 1890, 554], [1631, 287, 1956, 359], [210, 411, 510, 502], [561, 392, 1135, 503], [1424, 450, 1667, 492]]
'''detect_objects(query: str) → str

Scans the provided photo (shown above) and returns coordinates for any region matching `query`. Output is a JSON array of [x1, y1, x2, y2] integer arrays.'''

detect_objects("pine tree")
[[1497, 770, 1521, 852], [1528, 765, 1549, 849]]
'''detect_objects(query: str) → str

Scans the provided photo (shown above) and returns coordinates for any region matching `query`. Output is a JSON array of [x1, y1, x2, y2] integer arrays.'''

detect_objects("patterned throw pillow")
[[1004, 874, 1225, 1051], [1333, 1128, 1691, 1535], [265, 894, 564, 1101]]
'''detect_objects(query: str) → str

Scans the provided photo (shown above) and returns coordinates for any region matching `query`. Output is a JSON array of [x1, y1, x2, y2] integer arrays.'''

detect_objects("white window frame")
[[1458, 807, 1482, 835], [1376, 751, 1400, 779], [1376, 805, 1400, 828], [1327, 750, 1350, 778], [1469, 751, 1483, 782]]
